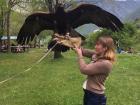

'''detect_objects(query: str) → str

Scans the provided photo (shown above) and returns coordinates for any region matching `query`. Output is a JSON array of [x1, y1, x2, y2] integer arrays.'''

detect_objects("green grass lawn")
[[0, 48, 140, 105]]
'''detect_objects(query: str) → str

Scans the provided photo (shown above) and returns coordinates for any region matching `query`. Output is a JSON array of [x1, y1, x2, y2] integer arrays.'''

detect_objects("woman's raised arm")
[[81, 48, 95, 58]]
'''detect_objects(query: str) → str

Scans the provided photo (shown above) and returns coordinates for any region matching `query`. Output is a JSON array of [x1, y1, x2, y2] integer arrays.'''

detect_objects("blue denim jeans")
[[83, 89, 107, 105]]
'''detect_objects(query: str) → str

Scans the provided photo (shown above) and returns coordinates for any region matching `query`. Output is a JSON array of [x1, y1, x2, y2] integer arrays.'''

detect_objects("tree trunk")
[[34, 36, 37, 48], [6, 10, 11, 53], [54, 50, 62, 58], [38, 36, 41, 48], [0, 7, 4, 35], [47, 0, 62, 59], [53, 44, 62, 58], [0, 7, 5, 49]]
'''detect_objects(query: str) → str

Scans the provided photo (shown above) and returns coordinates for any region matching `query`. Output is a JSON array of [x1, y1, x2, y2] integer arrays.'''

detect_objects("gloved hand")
[[53, 33, 82, 48]]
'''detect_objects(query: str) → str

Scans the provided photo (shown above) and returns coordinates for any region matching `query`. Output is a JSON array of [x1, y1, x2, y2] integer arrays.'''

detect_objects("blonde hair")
[[96, 36, 116, 63]]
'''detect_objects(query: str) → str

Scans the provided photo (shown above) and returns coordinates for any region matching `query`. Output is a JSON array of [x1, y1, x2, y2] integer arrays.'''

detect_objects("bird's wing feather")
[[66, 4, 123, 31], [17, 13, 55, 44]]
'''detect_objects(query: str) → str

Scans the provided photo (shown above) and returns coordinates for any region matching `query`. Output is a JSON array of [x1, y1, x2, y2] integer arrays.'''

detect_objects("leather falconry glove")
[[53, 33, 82, 48]]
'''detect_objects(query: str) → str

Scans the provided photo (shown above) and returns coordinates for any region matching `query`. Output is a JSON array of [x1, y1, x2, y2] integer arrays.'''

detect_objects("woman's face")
[[95, 42, 107, 55]]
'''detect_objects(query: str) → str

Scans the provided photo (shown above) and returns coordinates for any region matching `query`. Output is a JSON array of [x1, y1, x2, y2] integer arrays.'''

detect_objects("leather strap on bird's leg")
[[53, 33, 82, 48]]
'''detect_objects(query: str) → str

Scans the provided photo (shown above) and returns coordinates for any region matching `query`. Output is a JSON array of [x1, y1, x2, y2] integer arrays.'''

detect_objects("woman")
[[73, 36, 115, 105]]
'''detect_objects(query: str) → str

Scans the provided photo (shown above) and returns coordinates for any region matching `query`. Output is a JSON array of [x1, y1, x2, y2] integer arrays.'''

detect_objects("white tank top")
[[83, 80, 88, 89]]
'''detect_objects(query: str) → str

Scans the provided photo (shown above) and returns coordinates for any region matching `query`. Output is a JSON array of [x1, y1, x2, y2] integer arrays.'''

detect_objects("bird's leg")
[[53, 33, 66, 44], [54, 33, 65, 39], [52, 33, 59, 41], [65, 32, 71, 40]]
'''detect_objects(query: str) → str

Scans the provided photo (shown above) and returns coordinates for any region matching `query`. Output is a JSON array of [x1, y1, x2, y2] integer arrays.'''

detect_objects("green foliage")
[[30, 0, 48, 12], [0, 0, 6, 7], [38, 30, 53, 46], [39, 30, 53, 39], [10, 11, 26, 35], [86, 23, 138, 49], [0, 0, 7, 35], [85, 30, 102, 48]]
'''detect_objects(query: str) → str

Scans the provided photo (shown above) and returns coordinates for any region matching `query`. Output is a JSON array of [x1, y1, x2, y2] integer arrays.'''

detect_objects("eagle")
[[17, 4, 123, 52]]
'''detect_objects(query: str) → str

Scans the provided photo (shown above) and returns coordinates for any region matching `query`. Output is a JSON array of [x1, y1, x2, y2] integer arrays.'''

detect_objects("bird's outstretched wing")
[[67, 4, 123, 31], [17, 13, 55, 44]]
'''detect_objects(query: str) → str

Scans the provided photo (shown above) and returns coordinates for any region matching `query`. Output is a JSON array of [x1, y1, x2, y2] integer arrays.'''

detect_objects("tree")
[[0, 1, 5, 35], [0, 0, 31, 52], [45, 0, 63, 59], [86, 23, 138, 50]]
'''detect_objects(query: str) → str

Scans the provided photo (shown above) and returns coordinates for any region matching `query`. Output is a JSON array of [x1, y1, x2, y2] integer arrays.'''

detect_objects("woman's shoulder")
[[97, 59, 113, 66], [96, 59, 113, 72]]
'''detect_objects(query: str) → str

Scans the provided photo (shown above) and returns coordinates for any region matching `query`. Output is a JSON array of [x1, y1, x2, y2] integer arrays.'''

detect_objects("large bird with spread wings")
[[17, 4, 123, 52]]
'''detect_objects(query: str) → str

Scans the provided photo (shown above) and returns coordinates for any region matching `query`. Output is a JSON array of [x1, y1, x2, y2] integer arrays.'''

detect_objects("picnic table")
[[0, 45, 30, 53], [0, 45, 7, 52], [11, 45, 30, 53]]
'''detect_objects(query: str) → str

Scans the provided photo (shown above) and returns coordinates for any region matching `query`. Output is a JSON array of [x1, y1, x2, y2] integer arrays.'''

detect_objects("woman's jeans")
[[83, 89, 107, 105]]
